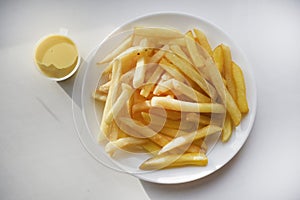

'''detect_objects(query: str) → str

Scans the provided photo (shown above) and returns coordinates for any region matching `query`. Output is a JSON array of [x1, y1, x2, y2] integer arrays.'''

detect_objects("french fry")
[[193, 28, 213, 56], [171, 79, 211, 103], [221, 44, 237, 101], [222, 114, 232, 142], [93, 90, 107, 102], [185, 113, 211, 125], [98, 36, 132, 64], [132, 100, 151, 113], [153, 79, 173, 95], [151, 96, 225, 113], [150, 108, 183, 121], [158, 125, 222, 154], [97, 80, 111, 94], [142, 142, 161, 155], [232, 62, 249, 113], [213, 45, 224, 74], [140, 66, 164, 97], [105, 84, 133, 124], [134, 27, 184, 39], [105, 136, 148, 156], [140, 152, 208, 170], [100, 60, 122, 140], [158, 58, 186, 82], [165, 52, 216, 99], [141, 112, 194, 131], [149, 45, 169, 63], [170, 44, 190, 62], [133, 57, 146, 88]]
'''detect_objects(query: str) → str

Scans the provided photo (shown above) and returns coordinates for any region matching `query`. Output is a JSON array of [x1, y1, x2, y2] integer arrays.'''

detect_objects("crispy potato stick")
[[150, 108, 183, 120], [185, 113, 211, 125], [132, 100, 151, 113], [222, 114, 232, 142], [105, 137, 148, 156], [185, 33, 205, 68], [139, 38, 149, 47], [153, 79, 173, 95], [105, 84, 133, 124], [158, 58, 186, 82], [158, 125, 222, 154], [198, 49, 242, 126], [120, 67, 135, 85], [93, 91, 107, 102], [151, 96, 225, 113], [221, 44, 237, 101], [141, 112, 194, 131], [140, 66, 164, 97], [97, 80, 111, 94], [170, 44, 190, 62], [149, 45, 169, 63], [140, 152, 208, 170], [193, 29, 213, 56], [165, 52, 216, 98], [133, 57, 146, 88], [98, 36, 132, 64], [118, 117, 158, 138], [232, 62, 249, 113], [213, 45, 224, 74], [134, 27, 184, 39], [100, 60, 122, 140], [142, 142, 161, 156], [171, 79, 211, 103]]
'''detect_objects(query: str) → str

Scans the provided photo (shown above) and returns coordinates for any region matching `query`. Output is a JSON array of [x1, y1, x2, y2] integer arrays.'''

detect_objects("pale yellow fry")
[[132, 100, 151, 113], [140, 66, 164, 97], [153, 79, 173, 95], [98, 36, 132, 64], [232, 62, 249, 114], [93, 91, 107, 102], [165, 52, 216, 98], [134, 27, 184, 39], [185, 33, 205, 68], [100, 60, 122, 140], [158, 58, 186, 82], [170, 44, 190, 62], [156, 38, 186, 46], [105, 137, 148, 156], [171, 79, 210, 103], [120, 67, 135, 85], [141, 112, 194, 131], [118, 117, 159, 138], [142, 142, 161, 156], [150, 108, 183, 121], [185, 113, 211, 125], [222, 114, 232, 142], [149, 45, 169, 63], [151, 96, 225, 113], [133, 57, 146, 88], [140, 152, 208, 170], [97, 80, 111, 94], [193, 28, 213, 56], [105, 84, 133, 124], [139, 38, 149, 47], [221, 44, 237, 101], [158, 125, 222, 154], [213, 45, 224, 75]]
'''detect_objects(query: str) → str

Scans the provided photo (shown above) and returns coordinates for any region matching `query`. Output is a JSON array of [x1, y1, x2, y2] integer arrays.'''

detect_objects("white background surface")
[[0, 0, 299, 200]]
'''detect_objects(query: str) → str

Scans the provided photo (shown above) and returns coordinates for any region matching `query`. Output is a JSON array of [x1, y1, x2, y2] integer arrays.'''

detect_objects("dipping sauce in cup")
[[34, 34, 80, 81]]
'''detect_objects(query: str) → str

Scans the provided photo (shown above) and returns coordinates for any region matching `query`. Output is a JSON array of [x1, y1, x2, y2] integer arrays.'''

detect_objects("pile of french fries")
[[93, 27, 249, 170]]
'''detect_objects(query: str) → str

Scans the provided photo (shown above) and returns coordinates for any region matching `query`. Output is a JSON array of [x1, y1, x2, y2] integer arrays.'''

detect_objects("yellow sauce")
[[35, 35, 79, 79]]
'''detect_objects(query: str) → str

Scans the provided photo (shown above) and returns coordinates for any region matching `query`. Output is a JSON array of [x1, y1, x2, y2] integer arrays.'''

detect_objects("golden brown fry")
[[185, 113, 211, 125], [221, 44, 237, 101], [142, 142, 161, 155], [139, 152, 208, 170], [232, 62, 249, 113], [213, 45, 224, 75], [222, 114, 232, 142]]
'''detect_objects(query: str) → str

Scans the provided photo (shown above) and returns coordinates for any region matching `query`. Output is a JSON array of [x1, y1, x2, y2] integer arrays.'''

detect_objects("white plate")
[[72, 12, 257, 184]]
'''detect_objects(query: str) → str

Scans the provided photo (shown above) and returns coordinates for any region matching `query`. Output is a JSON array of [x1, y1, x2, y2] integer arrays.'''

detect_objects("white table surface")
[[1, 0, 300, 199]]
